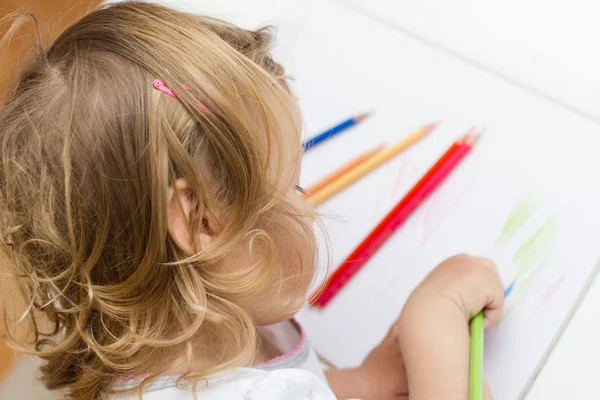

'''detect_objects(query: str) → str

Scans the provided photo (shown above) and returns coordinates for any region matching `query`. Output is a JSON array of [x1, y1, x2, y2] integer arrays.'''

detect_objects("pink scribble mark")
[[390, 157, 415, 198], [417, 178, 477, 245], [372, 157, 416, 221], [529, 274, 567, 319]]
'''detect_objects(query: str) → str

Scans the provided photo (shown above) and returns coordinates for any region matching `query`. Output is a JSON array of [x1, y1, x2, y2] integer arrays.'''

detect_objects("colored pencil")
[[304, 146, 384, 196], [311, 133, 478, 307], [302, 112, 370, 150], [307, 123, 437, 206], [469, 311, 485, 400], [468, 279, 514, 400], [504, 281, 515, 298]]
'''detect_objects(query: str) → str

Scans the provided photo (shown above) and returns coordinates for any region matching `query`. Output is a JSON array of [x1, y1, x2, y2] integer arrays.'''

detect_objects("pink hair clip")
[[153, 79, 211, 114], [153, 79, 178, 99]]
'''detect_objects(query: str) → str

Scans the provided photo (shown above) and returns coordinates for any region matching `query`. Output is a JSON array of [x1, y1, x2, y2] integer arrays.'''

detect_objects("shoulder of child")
[[106, 368, 337, 400]]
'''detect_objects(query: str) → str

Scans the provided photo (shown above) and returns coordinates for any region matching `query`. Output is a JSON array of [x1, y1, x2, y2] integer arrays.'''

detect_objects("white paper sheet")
[[283, 2, 600, 399]]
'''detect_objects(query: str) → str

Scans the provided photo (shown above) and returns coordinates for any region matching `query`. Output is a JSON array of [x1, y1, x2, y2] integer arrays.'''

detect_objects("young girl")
[[0, 2, 504, 399]]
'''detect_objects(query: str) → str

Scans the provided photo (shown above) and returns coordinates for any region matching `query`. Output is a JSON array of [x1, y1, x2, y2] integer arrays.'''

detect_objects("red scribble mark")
[[373, 157, 416, 221], [529, 274, 567, 319], [541, 275, 566, 302], [390, 157, 415, 198]]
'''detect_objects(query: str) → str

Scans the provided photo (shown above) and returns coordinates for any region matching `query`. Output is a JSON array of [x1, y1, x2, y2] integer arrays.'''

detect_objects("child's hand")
[[395, 254, 503, 400], [405, 253, 504, 327]]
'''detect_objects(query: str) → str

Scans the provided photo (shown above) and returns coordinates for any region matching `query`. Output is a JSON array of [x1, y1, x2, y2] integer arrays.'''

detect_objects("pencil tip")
[[458, 127, 475, 143], [466, 133, 481, 146], [354, 111, 372, 122], [504, 281, 515, 298], [423, 121, 440, 133]]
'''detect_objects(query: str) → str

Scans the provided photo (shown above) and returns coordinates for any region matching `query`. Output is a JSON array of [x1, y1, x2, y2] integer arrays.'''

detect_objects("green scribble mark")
[[495, 194, 542, 248], [499, 215, 559, 323], [512, 216, 558, 276], [517, 253, 558, 291]]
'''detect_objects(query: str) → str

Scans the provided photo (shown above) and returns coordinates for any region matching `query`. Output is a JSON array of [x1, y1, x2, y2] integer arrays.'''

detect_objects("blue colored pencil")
[[504, 281, 515, 298], [302, 112, 370, 150]]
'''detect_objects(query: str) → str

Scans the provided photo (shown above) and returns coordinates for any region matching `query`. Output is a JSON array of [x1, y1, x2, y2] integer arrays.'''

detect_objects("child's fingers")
[[474, 257, 504, 328], [483, 306, 503, 328], [474, 256, 498, 273], [483, 278, 505, 328]]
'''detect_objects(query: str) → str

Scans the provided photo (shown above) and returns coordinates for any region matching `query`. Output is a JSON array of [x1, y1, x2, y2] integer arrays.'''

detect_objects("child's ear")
[[167, 178, 212, 256]]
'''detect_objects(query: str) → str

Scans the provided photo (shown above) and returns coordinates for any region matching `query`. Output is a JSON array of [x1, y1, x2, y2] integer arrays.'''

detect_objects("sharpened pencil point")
[[423, 121, 440, 133], [353, 111, 372, 122], [504, 281, 515, 298], [466, 133, 481, 146]]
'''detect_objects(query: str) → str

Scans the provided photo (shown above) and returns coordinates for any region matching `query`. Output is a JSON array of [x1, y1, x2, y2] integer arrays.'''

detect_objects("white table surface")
[[123, 1, 600, 398]]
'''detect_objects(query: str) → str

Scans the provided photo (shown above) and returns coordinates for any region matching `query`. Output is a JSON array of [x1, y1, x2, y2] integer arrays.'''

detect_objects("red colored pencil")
[[310, 133, 479, 307]]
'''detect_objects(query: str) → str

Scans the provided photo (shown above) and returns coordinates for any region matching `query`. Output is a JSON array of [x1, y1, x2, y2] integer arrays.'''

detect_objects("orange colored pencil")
[[307, 123, 438, 206], [304, 146, 384, 197]]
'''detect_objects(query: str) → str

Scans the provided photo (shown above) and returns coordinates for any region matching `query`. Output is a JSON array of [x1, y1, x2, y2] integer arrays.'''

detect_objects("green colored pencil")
[[469, 312, 485, 400]]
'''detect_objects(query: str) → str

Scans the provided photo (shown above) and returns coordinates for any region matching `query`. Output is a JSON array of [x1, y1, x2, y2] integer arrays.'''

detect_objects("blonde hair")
[[0, 2, 316, 399]]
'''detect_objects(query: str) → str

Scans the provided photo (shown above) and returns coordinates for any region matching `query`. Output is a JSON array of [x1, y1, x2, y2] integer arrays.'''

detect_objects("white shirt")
[[106, 320, 338, 400]]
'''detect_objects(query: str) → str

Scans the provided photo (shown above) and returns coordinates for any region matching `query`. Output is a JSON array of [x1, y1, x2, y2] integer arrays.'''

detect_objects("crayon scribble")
[[495, 194, 542, 248], [499, 216, 558, 322], [390, 157, 414, 198], [530, 274, 567, 319], [495, 197, 559, 322], [417, 179, 475, 245], [491, 195, 558, 295], [512, 215, 558, 293], [372, 157, 415, 221]]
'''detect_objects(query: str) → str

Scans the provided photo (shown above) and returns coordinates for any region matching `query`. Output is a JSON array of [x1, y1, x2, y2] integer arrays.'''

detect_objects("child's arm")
[[397, 254, 503, 400], [324, 323, 408, 399], [324, 254, 502, 400], [324, 368, 367, 400], [325, 327, 492, 400], [325, 368, 409, 400]]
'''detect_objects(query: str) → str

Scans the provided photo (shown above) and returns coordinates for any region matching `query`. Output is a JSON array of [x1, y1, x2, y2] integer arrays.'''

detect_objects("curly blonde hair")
[[0, 2, 316, 399]]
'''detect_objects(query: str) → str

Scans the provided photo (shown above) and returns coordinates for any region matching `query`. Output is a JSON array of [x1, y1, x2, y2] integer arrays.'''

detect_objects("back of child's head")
[[0, 2, 316, 398]]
